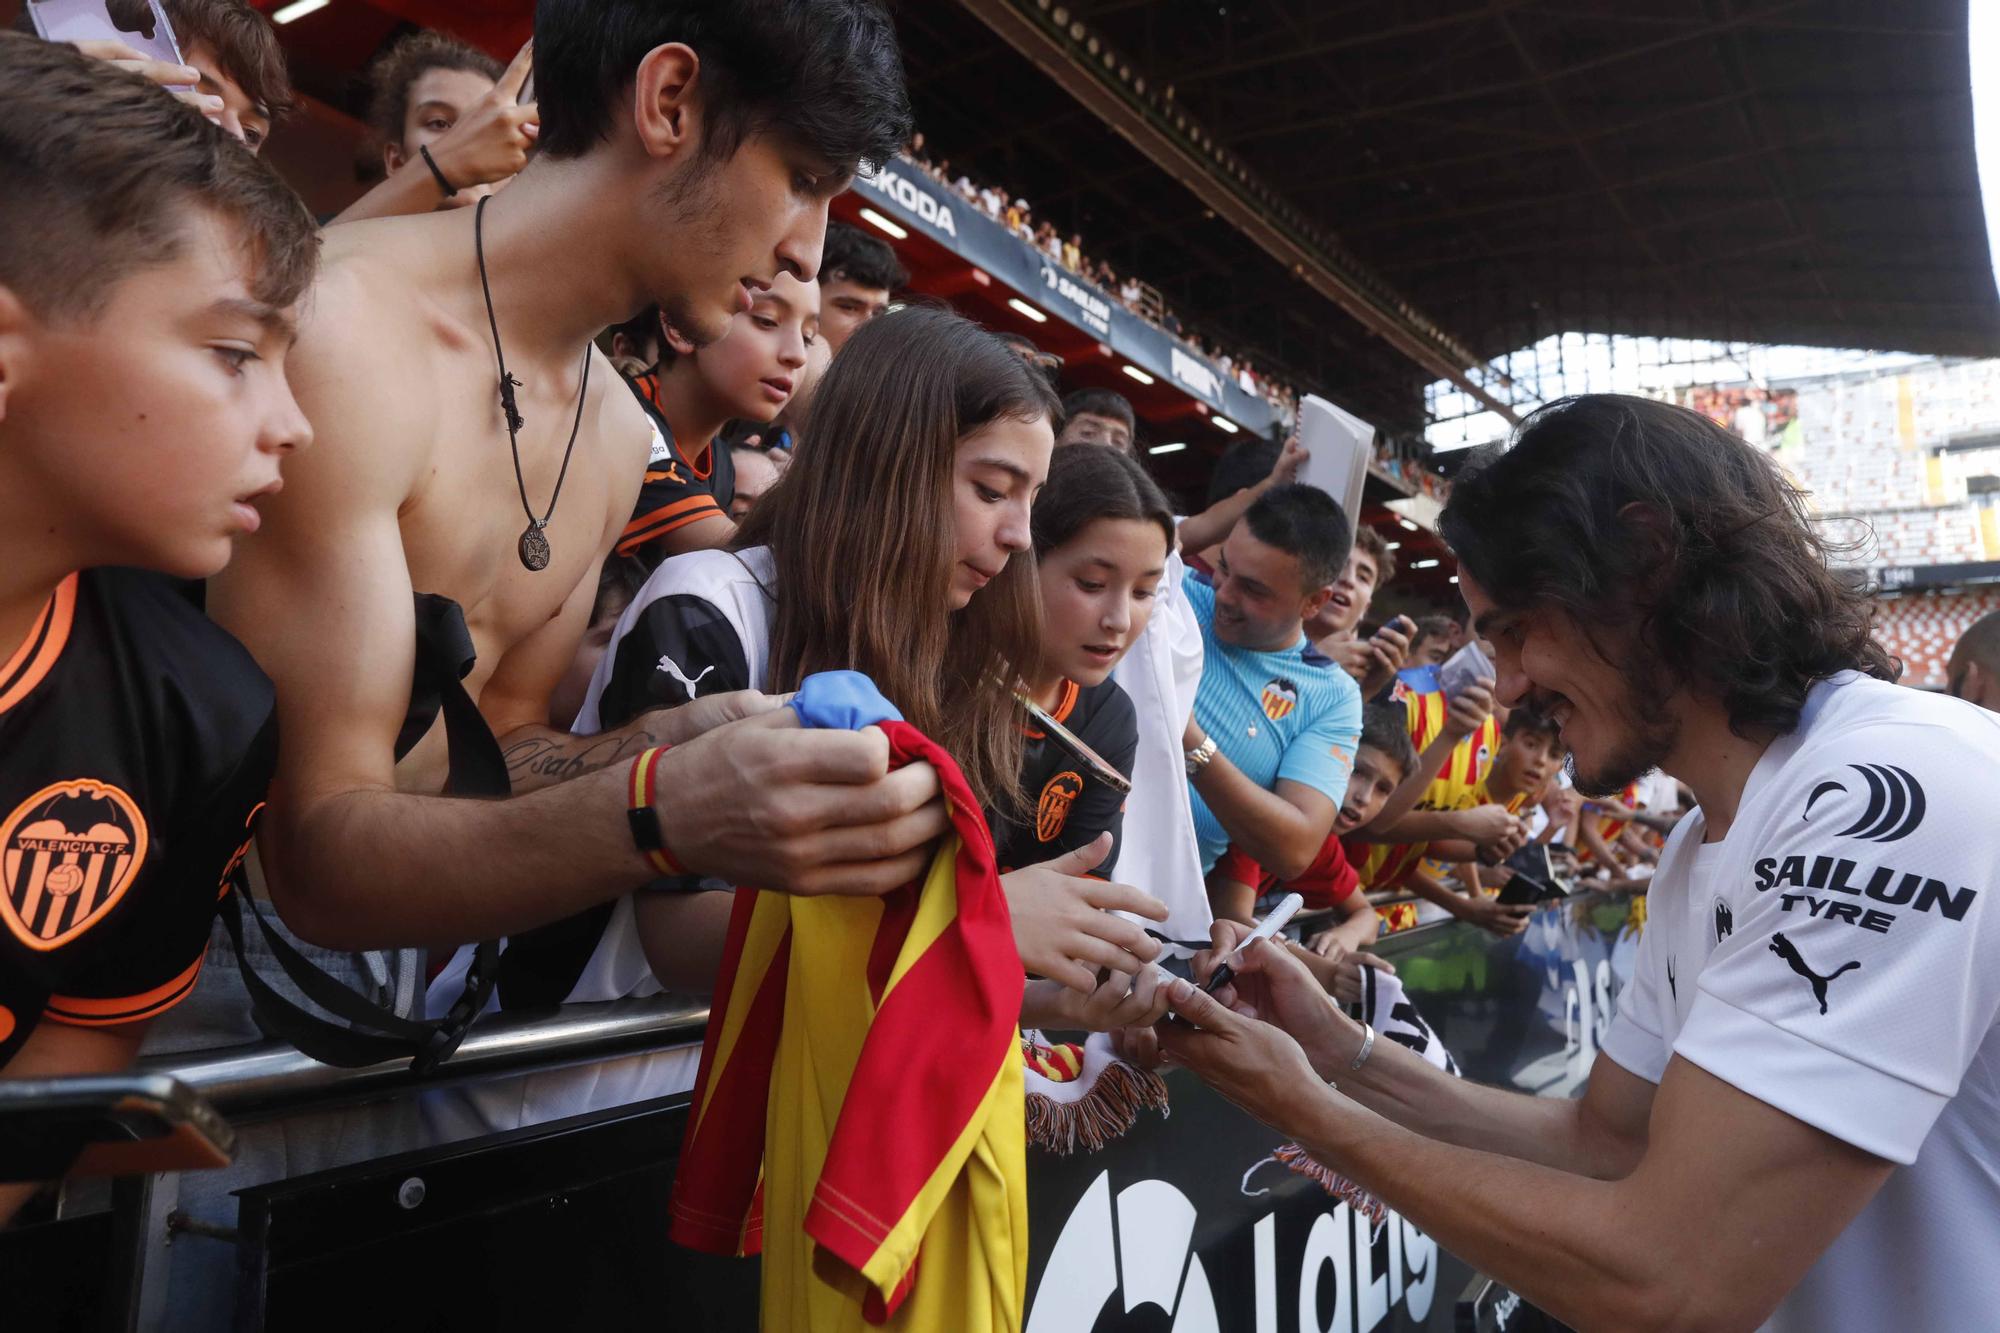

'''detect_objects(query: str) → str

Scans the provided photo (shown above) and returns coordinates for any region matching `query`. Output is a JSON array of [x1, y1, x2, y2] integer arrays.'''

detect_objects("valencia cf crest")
[[0, 779, 148, 952], [1260, 678, 1299, 721], [1037, 771, 1084, 843]]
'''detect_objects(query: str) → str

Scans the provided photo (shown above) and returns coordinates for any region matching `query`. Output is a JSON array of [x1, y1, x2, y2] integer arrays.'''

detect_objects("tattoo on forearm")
[[502, 730, 664, 785]]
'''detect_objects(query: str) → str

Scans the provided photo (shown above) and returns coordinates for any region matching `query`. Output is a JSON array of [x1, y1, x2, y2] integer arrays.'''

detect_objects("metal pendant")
[[518, 522, 551, 572]]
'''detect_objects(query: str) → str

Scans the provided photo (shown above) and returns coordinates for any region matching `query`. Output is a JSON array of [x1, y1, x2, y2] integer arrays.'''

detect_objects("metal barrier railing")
[[129, 995, 711, 1125], [10, 896, 1639, 1331], [108, 895, 1477, 1128]]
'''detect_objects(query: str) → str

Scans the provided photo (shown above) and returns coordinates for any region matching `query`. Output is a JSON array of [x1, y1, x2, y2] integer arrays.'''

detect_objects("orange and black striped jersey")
[[994, 677, 1137, 876], [0, 569, 274, 1065], [615, 374, 733, 563]]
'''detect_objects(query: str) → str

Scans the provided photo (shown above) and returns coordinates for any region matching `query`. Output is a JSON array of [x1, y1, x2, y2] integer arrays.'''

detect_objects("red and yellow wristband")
[[627, 746, 685, 878]]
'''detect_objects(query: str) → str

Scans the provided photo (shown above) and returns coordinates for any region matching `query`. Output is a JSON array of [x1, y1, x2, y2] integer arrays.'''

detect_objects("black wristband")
[[419, 144, 459, 198], [627, 805, 666, 853]]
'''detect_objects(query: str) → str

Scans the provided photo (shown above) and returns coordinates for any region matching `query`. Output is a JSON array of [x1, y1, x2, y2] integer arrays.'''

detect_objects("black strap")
[[220, 594, 505, 1072], [398, 593, 511, 797], [219, 887, 497, 1074], [419, 144, 459, 198], [1352, 954, 1378, 1024]]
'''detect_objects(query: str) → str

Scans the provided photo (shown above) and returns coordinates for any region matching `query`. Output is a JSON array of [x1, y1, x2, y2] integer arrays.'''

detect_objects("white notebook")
[[1295, 393, 1375, 525]]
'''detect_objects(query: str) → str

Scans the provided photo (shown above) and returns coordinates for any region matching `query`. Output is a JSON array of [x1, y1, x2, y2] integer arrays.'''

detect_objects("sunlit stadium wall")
[[1424, 342, 2000, 688]]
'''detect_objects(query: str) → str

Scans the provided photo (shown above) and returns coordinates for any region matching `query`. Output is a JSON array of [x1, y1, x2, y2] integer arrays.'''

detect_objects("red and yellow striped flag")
[[669, 720, 1027, 1332]]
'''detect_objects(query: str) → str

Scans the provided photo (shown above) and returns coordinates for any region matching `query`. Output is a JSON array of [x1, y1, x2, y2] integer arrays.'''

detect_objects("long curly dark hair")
[[1439, 394, 1896, 740]]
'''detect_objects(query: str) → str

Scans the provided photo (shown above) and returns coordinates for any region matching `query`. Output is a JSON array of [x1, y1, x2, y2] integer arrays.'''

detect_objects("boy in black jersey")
[[0, 35, 316, 1213], [613, 272, 820, 563]]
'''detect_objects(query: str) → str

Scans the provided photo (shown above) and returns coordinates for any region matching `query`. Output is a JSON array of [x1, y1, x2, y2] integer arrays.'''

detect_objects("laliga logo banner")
[[1028, 1171, 1441, 1333], [857, 161, 959, 239]]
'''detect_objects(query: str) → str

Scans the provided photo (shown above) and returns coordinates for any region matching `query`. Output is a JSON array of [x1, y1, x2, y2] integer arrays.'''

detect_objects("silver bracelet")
[[1349, 1021, 1376, 1072]]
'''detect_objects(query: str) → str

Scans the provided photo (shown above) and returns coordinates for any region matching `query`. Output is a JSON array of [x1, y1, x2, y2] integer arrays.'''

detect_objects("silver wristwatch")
[[1184, 734, 1219, 777]]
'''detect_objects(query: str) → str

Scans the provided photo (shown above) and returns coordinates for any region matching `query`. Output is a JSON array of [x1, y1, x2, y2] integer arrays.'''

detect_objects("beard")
[[649, 154, 732, 349], [1567, 674, 1678, 797]]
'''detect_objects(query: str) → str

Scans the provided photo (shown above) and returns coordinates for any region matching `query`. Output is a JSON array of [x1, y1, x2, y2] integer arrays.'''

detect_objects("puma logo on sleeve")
[[1769, 931, 1860, 1015], [656, 656, 716, 699]]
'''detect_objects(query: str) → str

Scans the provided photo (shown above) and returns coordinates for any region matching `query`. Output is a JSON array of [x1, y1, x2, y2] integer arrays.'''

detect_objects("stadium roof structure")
[[901, 0, 2000, 436], [258, 0, 1997, 443]]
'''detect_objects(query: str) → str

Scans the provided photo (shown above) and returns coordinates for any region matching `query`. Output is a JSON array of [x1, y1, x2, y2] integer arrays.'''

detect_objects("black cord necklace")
[[475, 195, 591, 572]]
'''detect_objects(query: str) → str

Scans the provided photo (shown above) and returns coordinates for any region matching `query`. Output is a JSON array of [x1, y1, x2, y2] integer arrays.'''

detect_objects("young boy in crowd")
[[1207, 703, 1415, 949], [614, 271, 819, 561], [0, 34, 316, 1216], [162, 0, 290, 150], [1404, 615, 1458, 671], [42, 0, 292, 152], [335, 29, 530, 222], [1434, 706, 1568, 898], [728, 442, 781, 521], [1057, 387, 1137, 454], [817, 219, 905, 352], [1346, 668, 1531, 936], [1307, 526, 1413, 699]]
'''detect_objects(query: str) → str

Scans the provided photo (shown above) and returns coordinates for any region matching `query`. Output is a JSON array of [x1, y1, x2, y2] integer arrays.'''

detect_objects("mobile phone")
[[1015, 692, 1132, 794], [27, 0, 184, 67], [1496, 842, 1568, 907], [0, 1073, 233, 1181], [1495, 872, 1564, 908], [1437, 641, 1494, 701]]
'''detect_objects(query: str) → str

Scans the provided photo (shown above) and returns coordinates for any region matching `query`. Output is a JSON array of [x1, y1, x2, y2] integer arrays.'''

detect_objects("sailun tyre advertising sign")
[[854, 158, 1276, 433]]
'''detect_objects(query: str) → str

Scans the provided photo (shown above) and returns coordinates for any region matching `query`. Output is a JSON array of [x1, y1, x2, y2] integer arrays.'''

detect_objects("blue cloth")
[[1182, 574, 1363, 871], [789, 670, 904, 732], [1394, 663, 1442, 696]]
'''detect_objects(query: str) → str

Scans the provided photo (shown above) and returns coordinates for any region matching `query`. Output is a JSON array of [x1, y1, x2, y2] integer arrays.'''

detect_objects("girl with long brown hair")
[[995, 443, 1175, 876], [563, 306, 1166, 1010]]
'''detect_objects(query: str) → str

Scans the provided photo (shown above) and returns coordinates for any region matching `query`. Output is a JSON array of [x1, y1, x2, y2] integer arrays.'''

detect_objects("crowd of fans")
[[8, 6, 1998, 1330], [0, 0, 1540, 1226], [1682, 382, 1803, 451], [904, 132, 1302, 427]]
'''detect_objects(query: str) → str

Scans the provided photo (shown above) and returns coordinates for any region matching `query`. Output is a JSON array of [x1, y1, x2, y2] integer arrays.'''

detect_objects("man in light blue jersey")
[[1182, 485, 1363, 881]]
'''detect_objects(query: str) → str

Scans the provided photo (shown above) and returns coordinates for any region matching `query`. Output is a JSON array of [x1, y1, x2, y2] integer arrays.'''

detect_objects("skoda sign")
[[856, 162, 958, 239]]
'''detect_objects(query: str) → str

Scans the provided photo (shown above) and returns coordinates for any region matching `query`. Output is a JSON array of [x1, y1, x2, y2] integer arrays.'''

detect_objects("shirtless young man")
[[208, 0, 938, 953]]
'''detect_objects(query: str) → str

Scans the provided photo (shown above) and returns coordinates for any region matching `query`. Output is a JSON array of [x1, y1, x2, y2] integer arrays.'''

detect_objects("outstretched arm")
[[1157, 944, 1891, 1332], [1363, 682, 1495, 830], [210, 274, 945, 950], [1174, 433, 1307, 556], [333, 44, 538, 225]]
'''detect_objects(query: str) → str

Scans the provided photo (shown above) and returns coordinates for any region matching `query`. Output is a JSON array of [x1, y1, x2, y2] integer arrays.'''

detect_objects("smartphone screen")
[[28, 0, 183, 67], [1015, 693, 1132, 794]]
